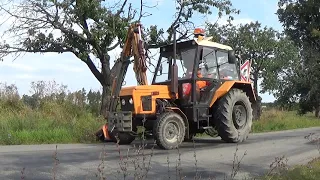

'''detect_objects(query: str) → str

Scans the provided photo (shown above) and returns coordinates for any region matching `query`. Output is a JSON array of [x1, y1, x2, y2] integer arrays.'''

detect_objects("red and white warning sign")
[[240, 60, 251, 82]]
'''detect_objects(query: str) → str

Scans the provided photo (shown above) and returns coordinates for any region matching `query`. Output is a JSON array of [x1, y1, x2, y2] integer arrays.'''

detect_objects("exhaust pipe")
[[170, 24, 180, 99]]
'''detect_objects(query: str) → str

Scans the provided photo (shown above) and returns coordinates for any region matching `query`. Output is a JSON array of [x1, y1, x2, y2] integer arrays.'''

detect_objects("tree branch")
[[83, 55, 104, 85], [78, 5, 104, 60], [34, 3, 88, 42], [171, 1, 184, 30], [146, 30, 189, 49], [138, 0, 143, 21], [107, 40, 121, 51], [115, 0, 127, 17]]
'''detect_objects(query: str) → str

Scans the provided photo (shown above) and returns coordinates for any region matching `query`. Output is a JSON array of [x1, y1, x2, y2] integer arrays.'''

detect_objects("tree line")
[[0, 81, 103, 116], [0, 0, 319, 117]]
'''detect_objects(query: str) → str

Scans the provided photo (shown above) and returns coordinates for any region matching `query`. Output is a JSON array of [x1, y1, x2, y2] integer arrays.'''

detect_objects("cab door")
[[195, 47, 219, 105]]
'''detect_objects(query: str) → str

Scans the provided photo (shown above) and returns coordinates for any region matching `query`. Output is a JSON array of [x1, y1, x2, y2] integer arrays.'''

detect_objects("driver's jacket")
[[182, 70, 208, 96]]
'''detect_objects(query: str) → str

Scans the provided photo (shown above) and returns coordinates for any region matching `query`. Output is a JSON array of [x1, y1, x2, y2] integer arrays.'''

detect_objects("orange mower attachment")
[[95, 123, 113, 142]]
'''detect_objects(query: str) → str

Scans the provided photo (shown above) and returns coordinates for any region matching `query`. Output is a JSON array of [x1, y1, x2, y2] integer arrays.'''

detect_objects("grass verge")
[[258, 157, 320, 180], [252, 109, 320, 133], [0, 100, 104, 145]]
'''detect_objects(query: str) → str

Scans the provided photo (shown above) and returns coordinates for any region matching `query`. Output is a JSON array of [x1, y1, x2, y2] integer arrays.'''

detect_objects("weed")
[[96, 145, 106, 180], [20, 167, 25, 180], [176, 145, 183, 179], [193, 138, 200, 180], [230, 144, 247, 180], [52, 145, 59, 180], [167, 154, 171, 180], [305, 133, 320, 154], [265, 155, 289, 179]]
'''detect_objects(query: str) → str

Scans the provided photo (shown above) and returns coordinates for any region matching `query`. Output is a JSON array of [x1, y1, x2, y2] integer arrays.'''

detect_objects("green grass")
[[0, 99, 105, 145], [257, 157, 320, 180], [252, 109, 320, 133]]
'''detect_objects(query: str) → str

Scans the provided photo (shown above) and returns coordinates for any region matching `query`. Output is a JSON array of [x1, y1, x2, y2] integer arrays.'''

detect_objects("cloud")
[[14, 74, 42, 80], [49, 64, 86, 73], [0, 62, 36, 72], [211, 16, 254, 26], [229, 18, 255, 26]]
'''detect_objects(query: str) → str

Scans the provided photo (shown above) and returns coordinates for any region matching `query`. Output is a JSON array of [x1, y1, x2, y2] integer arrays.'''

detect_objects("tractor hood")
[[119, 85, 175, 114], [119, 85, 173, 98]]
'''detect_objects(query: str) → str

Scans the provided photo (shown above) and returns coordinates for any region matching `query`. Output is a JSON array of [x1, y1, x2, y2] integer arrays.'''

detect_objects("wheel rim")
[[164, 121, 180, 143], [232, 102, 247, 129]]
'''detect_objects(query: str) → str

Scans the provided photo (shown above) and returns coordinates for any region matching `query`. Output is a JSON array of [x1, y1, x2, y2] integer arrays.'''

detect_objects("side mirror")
[[228, 50, 237, 64]]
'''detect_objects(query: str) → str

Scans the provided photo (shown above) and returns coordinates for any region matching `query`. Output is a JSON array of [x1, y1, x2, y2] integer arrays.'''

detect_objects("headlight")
[[121, 99, 126, 105], [129, 98, 133, 104]]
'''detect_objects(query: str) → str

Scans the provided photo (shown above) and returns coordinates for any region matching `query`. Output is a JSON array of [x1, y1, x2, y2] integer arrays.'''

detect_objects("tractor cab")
[[152, 28, 240, 107]]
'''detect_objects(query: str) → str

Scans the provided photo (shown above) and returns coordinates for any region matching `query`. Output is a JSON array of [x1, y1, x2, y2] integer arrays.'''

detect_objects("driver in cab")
[[182, 62, 208, 98]]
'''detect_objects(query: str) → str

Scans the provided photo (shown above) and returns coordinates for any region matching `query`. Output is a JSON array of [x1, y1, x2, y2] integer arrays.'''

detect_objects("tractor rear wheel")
[[215, 88, 253, 143], [153, 112, 186, 150]]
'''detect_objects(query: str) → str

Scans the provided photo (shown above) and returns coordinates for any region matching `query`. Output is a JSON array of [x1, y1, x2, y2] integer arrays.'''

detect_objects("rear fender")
[[209, 81, 256, 107], [165, 107, 189, 140]]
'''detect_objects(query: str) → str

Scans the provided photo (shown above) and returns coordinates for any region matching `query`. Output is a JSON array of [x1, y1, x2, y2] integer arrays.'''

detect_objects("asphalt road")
[[1, 127, 320, 180]]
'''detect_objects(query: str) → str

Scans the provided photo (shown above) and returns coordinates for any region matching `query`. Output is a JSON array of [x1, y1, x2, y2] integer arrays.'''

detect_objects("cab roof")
[[159, 36, 233, 53], [194, 37, 233, 50]]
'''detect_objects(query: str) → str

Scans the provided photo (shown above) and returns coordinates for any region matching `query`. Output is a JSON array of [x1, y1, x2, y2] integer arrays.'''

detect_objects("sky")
[[0, 0, 282, 102]]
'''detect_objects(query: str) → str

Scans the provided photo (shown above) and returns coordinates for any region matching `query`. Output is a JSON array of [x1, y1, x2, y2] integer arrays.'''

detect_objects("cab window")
[[199, 47, 218, 79], [217, 51, 238, 80]]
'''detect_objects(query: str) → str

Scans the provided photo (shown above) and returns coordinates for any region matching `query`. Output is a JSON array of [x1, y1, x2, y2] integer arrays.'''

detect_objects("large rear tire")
[[215, 88, 253, 143], [153, 112, 186, 150]]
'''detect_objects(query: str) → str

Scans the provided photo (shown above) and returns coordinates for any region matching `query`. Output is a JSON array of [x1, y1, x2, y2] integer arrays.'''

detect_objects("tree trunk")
[[100, 85, 111, 118], [99, 55, 112, 118], [252, 72, 261, 120], [253, 72, 259, 97], [315, 105, 320, 118]]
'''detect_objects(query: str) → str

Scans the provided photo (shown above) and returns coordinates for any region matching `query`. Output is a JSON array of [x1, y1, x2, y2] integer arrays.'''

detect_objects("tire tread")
[[214, 88, 253, 143], [153, 111, 185, 150]]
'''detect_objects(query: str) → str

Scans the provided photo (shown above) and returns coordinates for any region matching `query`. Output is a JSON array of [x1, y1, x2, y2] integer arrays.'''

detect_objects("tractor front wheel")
[[215, 88, 253, 143], [153, 112, 186, 150]]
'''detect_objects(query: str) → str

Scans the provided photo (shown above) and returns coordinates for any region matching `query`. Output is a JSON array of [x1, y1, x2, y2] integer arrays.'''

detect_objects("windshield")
[[199, 47, 239, 80], [154, 47, 196, 83]]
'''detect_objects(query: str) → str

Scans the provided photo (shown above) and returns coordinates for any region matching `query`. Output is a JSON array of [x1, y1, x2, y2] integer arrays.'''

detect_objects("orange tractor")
[[96, 24, 256, 150]]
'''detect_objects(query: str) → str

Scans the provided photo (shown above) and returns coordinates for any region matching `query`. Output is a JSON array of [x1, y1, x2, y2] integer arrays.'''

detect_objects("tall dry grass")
[[0, 81, 104, 145], [252, 108, 320, 133]]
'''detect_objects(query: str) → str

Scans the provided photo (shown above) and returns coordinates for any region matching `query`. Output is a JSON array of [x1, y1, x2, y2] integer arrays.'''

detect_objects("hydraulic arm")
[[108, 23, 148, 113]]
